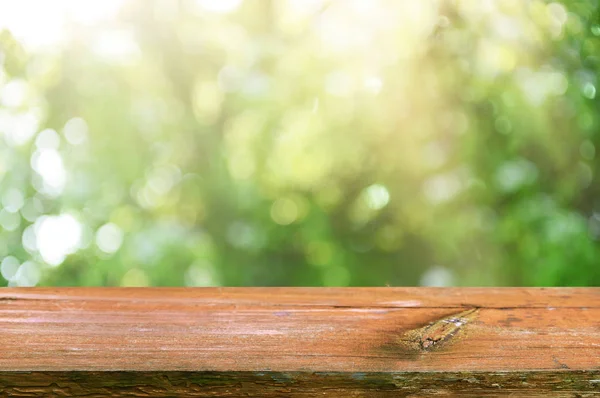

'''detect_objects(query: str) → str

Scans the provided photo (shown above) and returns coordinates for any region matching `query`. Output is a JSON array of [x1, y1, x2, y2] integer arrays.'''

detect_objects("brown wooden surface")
[[1, 287, 599, 396]]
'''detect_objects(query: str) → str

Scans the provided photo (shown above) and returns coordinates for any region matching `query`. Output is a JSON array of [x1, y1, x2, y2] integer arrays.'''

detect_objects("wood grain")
[[1, 288, 599, 396]]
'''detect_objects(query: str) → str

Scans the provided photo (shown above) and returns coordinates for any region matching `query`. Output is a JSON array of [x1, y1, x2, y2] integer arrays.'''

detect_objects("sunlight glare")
[[0, 0, 124, 51]]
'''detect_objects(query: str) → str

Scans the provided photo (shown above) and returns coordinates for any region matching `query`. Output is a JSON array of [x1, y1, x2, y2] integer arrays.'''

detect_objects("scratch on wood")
[[403, 308, 479, 351]]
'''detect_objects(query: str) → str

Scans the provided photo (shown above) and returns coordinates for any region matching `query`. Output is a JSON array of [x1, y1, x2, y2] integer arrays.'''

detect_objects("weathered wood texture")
[[1, 288, 599, 396]]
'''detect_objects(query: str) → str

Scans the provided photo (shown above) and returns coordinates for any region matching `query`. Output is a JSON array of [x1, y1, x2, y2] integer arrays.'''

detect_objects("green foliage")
[[1, 0, 599, 286]]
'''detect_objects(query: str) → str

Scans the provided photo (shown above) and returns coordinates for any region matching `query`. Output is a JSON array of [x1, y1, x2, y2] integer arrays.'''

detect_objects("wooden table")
[[1, 288, 599, 396]]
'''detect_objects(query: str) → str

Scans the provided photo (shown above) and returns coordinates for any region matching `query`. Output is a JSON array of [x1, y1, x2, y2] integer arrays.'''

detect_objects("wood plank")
[[1, 288, 599, 396]]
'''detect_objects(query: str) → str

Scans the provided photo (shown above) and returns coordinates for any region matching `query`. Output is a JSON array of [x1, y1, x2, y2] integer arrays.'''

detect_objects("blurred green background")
[[1, 0, 599, 287]]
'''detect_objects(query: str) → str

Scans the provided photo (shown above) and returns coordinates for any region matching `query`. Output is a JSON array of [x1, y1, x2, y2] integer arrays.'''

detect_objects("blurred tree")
[[1, 0, 600, 287]]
